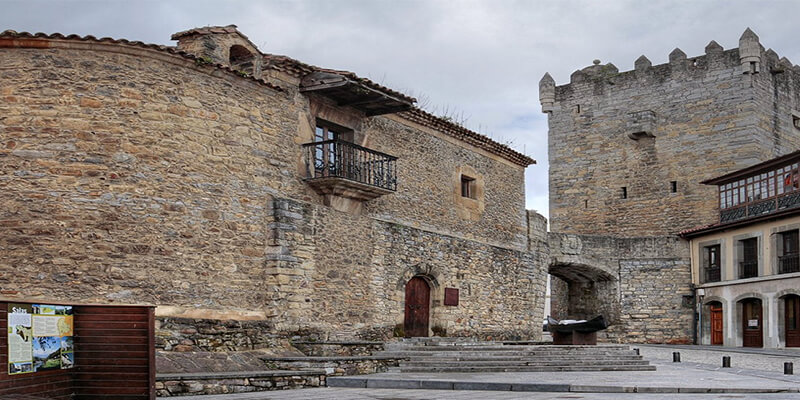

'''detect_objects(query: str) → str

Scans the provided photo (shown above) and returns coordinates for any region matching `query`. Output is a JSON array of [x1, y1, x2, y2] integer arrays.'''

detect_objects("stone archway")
[[549, 261, 618, 323]]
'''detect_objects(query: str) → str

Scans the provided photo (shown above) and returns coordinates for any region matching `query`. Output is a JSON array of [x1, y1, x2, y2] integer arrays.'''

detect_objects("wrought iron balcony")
[[704, 267, 721, 283], [779, 254, 800, 274], [302, 139, 397, 201], [739, 260, 759, 279]]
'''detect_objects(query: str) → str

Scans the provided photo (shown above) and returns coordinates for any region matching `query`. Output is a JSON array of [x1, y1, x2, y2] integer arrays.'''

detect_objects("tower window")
[[671, 181, 678, 193], [621, 186, 628, 199], [461, 175, 476, 199]]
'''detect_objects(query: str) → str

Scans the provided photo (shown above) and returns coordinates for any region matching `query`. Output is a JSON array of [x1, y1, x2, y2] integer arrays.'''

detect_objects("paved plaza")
[[161, 345, 800, 399]]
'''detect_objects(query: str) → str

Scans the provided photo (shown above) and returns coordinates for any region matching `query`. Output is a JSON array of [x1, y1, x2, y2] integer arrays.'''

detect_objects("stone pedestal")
[[552, 331, 597, 345]]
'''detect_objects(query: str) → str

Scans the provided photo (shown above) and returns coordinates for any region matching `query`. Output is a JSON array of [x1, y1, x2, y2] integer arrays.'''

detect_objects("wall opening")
[[229, 45, 255, 76]]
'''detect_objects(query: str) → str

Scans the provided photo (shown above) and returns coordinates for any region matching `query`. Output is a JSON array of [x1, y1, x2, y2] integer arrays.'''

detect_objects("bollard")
[[673, 352, 681, 362], [633, 348, 640, 355], [722, 356, 731, 368], [785, 362, 793, 375]]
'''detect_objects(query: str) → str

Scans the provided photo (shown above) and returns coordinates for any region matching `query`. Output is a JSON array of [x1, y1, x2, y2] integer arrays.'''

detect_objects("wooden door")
[[742, 299, 763, 348], [404, 277, 430, 337], [786, 295, 800, 347], [710, 304, 723, 345]]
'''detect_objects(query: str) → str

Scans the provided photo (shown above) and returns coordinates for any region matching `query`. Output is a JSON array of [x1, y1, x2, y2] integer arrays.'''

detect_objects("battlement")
[[543, 28, 800, 237], [540, 28, 800, 112]]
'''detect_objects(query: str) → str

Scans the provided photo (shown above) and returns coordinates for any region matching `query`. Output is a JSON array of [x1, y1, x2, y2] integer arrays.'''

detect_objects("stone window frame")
[[732, 232, 763, 280], [770, 222, 800, 275], [698, 238, 726, 283], [460, 175, 477, 199], [454, 165, 485, 221], [791, 110, 800, 130]]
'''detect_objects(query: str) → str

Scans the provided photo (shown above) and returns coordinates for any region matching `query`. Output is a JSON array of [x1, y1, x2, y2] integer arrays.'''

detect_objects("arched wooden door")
[[742, 299, 763, 348], [709, 303, 723, 345], [786, 295, 800, 347], [404, 277, 430, 337]]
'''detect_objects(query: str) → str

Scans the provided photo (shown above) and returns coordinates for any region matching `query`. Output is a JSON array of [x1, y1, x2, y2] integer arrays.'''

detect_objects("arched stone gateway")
[[546, 233, 692, 344], [549, 261, 618, 327]]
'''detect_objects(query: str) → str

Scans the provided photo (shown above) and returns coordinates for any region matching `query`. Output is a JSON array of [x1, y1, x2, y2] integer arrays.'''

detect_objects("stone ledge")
[[291, 341, 382, 345], [155, 369, 327, 397], [157, 369, 326, 380], [263, 356, 400, 361]]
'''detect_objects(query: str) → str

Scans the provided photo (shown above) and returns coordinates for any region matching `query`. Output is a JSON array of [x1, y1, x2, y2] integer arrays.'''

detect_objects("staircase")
[[378, 338, 655, 372]]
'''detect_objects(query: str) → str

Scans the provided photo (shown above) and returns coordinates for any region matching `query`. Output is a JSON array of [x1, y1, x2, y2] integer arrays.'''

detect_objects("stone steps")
[[397, 355, 644, 362], [379, 339, 655, 373], [399, 364, 657, 373], [401, 359, 652, 367]]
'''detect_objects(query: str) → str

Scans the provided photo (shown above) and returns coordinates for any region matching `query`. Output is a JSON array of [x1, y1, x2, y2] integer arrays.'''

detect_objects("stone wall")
[[264, 196, 547, 341], [547, 233, 691, 343], [544, 40, 800, 237], [548, 276, 568, 320], [0, 36, 546, 345], [614, 259, 693, 344]]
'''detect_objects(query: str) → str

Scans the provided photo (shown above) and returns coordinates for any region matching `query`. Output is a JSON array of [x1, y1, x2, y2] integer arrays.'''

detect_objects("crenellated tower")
[[542, 28, 800, 237]]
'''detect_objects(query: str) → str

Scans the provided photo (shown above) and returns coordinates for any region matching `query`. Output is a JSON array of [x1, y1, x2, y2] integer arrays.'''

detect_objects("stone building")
[[0, 25, 547, 349], [541, 29, 800, 345], [681, 151, 800, 348]]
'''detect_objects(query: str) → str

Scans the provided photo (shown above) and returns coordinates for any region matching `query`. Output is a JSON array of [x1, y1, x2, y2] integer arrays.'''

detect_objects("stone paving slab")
[[156, 387, 800, 399], [326, 360, 800, 393]]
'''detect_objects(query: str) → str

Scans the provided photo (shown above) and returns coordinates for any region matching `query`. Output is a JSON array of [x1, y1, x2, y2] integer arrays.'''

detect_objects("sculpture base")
[[552, 331, 597, 345]]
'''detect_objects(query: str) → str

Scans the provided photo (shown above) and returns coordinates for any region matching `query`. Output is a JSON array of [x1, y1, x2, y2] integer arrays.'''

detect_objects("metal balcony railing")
[[779, 254, 800, 274], [302, 139, 398, 191], [739, 260, 759, 279]]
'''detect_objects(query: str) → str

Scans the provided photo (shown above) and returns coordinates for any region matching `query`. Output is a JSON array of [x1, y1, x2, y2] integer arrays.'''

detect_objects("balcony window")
[[303, 129, 398, 198], [738, 237, 759, 279], [779, 230, 800, 274], [702, 244, 721, 283], [717, 161, 800, 224]]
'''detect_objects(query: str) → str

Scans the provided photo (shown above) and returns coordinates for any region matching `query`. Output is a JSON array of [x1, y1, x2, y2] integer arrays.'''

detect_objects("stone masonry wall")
[[0, 46, 305, 311], [548, 233, 691, 343], [752, 50, 800, 156], [546, 46, 800, 237], [0, 37, 540, 342], [264, 196, 547, 341], [614, 259, 693, 344]]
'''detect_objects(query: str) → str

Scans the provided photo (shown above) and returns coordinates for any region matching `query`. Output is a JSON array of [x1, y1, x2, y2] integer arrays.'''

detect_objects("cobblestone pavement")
[[637, 344, 800, 374]]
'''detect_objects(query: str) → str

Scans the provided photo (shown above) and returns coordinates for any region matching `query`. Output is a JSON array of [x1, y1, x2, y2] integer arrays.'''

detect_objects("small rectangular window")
[[739, 237, 758, 279], [703, 245, 721, 283], [670, 181, 677, 193], [461, 175, 476, 199], [621, 186, 627, 199]]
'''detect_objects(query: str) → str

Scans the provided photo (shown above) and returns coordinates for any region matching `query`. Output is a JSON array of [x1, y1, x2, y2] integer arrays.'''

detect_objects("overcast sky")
[[3, 0, 799, 219]]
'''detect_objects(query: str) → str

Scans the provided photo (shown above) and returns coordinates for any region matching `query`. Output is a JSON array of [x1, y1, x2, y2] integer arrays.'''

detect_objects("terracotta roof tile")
[[399, 108, 535, 167], [0, 30, 283, 92]]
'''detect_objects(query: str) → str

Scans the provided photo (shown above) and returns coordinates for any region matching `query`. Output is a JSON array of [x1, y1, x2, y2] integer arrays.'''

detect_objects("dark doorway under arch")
[[708, 301, 723, 345], [741, 298, 763, 348], [785, 295, 800, 347], [404, 277, 430, 337]]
